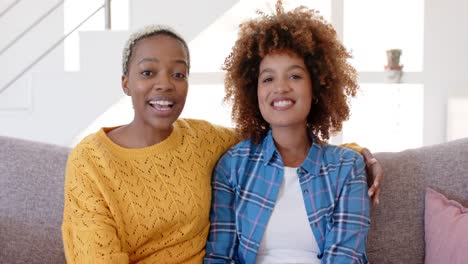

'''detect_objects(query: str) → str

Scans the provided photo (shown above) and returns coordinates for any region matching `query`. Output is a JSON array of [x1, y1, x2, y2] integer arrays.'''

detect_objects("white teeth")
[[273, 100, 292, 107], [149, 100, 173, 106]]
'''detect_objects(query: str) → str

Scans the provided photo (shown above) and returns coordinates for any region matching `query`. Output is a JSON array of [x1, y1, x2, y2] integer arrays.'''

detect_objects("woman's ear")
[[121, 75, 130, 96]]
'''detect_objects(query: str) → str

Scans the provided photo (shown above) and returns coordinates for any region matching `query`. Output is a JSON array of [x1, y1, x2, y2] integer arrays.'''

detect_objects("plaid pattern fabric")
[[205, 131, 370, 264]]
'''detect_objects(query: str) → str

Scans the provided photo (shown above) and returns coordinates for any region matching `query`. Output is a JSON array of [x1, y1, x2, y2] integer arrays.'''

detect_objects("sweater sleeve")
[[62, 148, 129, 264], [339, 142, 363, 153]]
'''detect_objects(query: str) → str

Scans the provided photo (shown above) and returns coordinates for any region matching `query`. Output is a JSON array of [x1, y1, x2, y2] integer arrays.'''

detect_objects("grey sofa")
[[1, 136, 69, 263], [1, 135, 467, 263]]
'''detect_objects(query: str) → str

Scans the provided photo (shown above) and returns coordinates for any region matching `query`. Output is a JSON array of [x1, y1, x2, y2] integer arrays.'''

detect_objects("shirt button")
[[297, 168, 305, 174], [303, 189, 309, 194]]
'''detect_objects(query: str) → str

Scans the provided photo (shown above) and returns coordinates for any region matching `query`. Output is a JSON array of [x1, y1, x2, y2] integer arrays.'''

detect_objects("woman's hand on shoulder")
[[360, 148, 384, 206]]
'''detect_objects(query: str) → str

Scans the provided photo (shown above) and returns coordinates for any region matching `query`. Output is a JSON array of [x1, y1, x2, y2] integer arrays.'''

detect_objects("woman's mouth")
[[271, 98, 295, 110], [148, 100, 175, 113], [272, 100, 293, 107]]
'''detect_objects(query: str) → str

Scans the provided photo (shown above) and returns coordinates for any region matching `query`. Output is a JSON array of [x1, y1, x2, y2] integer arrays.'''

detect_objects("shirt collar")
[[261, 130, 323, 176], [302, 140, 323, 176], [262, 130, 277, 164]]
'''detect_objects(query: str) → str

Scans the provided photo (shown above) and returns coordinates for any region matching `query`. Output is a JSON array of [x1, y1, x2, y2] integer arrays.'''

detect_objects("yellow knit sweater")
[[62, 119, 238, 264]]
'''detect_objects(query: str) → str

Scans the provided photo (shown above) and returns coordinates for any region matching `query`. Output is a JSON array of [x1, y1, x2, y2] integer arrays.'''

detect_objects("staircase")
[[0, 0, 238, 146]]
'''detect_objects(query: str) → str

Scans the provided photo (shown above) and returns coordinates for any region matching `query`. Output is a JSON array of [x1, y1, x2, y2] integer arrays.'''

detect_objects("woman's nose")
[[153, 72, 174, 91], [273, 78, 291, 93]]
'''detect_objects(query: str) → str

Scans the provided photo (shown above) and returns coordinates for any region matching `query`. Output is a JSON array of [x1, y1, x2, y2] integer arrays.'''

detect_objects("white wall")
[[0, 0, 467, 147], [424, 0, 468, 145]]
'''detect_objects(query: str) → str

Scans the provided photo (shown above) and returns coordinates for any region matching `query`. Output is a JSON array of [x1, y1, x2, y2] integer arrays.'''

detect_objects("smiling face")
[[122, 34, 189, 132], [257, 50, 313, 131]]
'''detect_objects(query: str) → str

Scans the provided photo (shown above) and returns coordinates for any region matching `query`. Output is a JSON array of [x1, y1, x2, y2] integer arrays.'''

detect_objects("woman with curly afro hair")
[[205, 1, 370, 263]]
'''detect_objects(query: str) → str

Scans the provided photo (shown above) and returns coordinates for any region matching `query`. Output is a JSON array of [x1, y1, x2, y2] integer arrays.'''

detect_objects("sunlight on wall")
[[71, 96, 132, 146], [180, 85, 233, 127], [189, 0, 330, 72], [72, 84, 233, 146]]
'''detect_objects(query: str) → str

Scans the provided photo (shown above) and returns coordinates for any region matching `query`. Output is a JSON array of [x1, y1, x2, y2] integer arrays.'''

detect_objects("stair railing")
[[0, 0, 112, 95]]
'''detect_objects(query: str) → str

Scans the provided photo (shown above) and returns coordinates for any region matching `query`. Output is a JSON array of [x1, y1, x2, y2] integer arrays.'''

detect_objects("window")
[[343, 0, 424, 72], [342, 84, 423, 152]]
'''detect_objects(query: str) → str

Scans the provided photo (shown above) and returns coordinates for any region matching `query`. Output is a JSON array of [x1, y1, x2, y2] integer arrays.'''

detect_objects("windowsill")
[[358, 72, 423, 84]]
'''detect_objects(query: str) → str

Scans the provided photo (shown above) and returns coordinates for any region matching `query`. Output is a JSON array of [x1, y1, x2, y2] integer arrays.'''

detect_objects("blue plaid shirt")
[[205, 131, 370, 264]]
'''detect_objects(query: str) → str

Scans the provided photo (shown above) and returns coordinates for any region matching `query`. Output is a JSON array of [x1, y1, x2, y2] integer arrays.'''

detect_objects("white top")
[[256, 167, 321, 264]]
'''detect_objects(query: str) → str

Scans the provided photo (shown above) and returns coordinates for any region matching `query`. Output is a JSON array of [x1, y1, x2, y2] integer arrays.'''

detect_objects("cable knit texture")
[[62, 119, 238, 264]]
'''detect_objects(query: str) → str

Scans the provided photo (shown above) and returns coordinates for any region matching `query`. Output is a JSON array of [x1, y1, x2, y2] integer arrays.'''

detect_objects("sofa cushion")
[[424, 187, 468, 264], [0, 136, 70, 263], [367, 137, 468, 264]]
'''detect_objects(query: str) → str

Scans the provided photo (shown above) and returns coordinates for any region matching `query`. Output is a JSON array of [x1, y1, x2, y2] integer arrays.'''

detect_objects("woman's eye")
[[262, 77, 273, 83], [141, 70, 153, 77], [290, 74, 301, 79], [173, 72, 186, 79]]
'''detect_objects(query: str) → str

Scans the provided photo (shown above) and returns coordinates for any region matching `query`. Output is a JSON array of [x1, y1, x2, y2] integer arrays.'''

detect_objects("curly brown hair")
[[223, 0, 358, 144]]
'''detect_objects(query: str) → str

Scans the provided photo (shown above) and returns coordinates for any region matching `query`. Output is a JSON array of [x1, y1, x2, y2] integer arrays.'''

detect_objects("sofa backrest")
[[0, 136, 70, 263], [1, 135, 467, 263], [368, 137, 468, 263]]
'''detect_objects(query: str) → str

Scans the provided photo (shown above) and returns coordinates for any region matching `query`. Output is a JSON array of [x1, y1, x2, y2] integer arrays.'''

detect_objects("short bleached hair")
[[121, 25, 190, 75]]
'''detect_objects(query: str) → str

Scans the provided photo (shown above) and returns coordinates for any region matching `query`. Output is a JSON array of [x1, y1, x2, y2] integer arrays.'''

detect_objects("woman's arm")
[[321, 154, 371, 264], [341, 143, 384, 206], [62, 149, 129, 264], [204, 153, 239, 264]]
